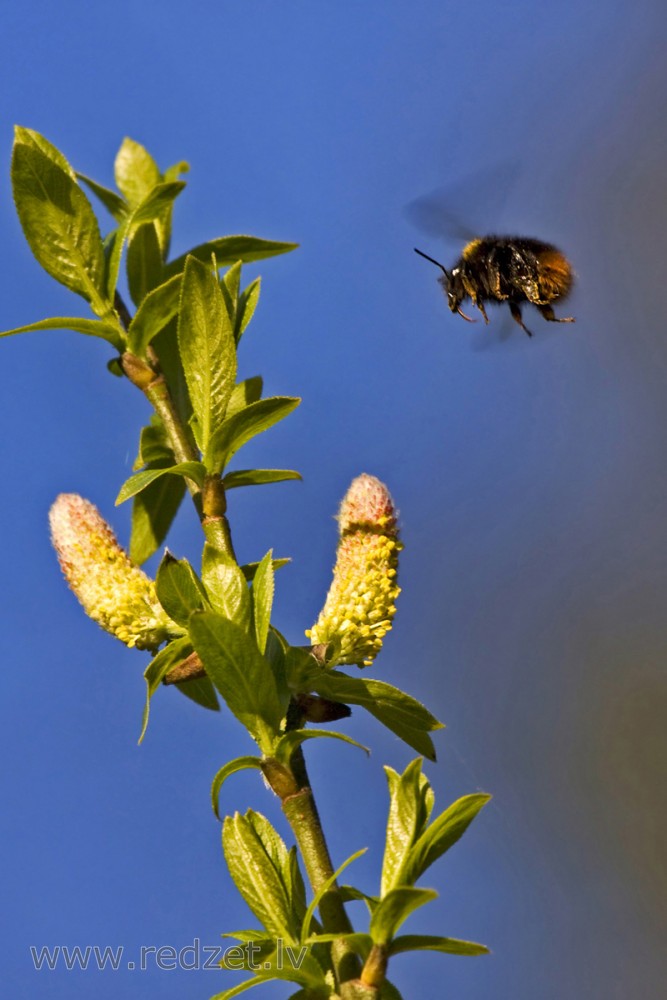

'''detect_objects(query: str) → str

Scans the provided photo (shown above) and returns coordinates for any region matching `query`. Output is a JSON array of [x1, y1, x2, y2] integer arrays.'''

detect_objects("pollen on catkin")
[[306, 474, 401, 667], [49, 493, 180, 651]]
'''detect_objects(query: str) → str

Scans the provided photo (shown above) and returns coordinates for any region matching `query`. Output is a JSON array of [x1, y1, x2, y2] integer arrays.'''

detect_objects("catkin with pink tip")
[[306, 474, 401, 667], [49, 493, 180, 651]]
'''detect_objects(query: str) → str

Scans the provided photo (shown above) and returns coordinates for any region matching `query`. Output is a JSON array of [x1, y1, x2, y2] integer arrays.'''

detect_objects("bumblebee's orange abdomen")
[[536, 248, 573, 301]]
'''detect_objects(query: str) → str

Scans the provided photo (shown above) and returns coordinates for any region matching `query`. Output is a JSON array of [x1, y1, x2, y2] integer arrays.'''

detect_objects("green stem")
[[279, 704, 378, 1000]]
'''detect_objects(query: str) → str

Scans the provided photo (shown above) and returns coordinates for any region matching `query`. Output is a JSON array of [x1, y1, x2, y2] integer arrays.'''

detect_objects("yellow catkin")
[[49, 493, 179, 651], [306, 474, 401, 666]]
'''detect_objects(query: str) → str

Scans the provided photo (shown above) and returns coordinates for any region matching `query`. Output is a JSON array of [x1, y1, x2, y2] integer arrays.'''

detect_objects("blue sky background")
[[2, 1, 667, 998]]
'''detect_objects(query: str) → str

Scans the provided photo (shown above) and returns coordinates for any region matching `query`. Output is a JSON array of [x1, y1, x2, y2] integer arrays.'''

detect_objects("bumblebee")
[[415, 237, 575, 337]]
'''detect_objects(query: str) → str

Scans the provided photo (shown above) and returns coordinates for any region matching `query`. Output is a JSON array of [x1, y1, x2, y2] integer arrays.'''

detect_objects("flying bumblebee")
[[414, 237, 575, 337]]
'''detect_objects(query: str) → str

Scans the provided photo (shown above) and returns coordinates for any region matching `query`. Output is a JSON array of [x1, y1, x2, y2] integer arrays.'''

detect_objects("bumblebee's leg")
[[474, 299, 490, 324], [508, 301, 533, 337], [537, 304, 575, 324]]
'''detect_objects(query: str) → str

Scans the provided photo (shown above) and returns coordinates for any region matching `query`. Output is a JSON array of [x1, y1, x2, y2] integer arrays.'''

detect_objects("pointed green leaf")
[[274, 729, 369, 767], [206, 397, 300, 475], [139, 636, 192, 743], [388, 934, 489, 957], [226, 376, 263, 419], [301, 848, 366, 944], [163, 159, 190, 183], [155, 552, 209, 626], [339, 885, 379, 914], [114, 137, 160, 206], [131, 180, 186, 225], [188, 612, 284, 751], [382, 759, 435, 896], [211, 756, 262, 821], [222, 259, 242, 305], [12, 136, 109, 315], [202, 542, 252, 629], [0, 316, 124, 350], [222, 811, 294, 939], [288, 653, 442, 761], [153, 319, 192, 424], [164, 236, 298, 279], [241, 558, 291, 582], [115, 462, 207, 504], [129, 475, 186, 565], [133, 415, 173, 469], [380, 980, 406, 1000], [174, 676, 219, 713], [252, 550, 274, 654], [178, 255, 237, 456], [208, 975, 268, 999], [401, 793, 491, 886], [127, 222, 164, 306], [14, 127, 75, 176], [236, 276, 261, 343], [76, 173, 127, 219], [369, 887, 437, 946], [127, 273, 182, 355], [224, 469, 302, 490]]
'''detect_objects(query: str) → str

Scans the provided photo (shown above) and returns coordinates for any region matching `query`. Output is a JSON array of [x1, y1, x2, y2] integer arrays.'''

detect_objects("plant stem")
[[277, 700, 378, 1000]]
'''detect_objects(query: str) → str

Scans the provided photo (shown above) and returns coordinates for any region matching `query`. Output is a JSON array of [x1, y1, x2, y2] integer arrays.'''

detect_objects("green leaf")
[[114, 137, 160, 206], [131, 180, 186, 226], [76, 173, 127, 220], [226, 376, 264, 419], [153, 319, 192, 425], [380, 980, 406, 1000], [209, 975, 268, 1000], [224, 469, 302, 490], [369, 887, 437, 946], [12, 135, 109, 316], [201, 542, 252, 629], [174, 676, 219, 713], [206, 397, 300, 476], [288, 653, 442, 761], [116, 462, 206, 505], [381, 759, 435, 896], [222, 259, 243, 306], [129, 472, 186, 565], [252, 550, 274, 654], [274, 729, 369, 767], [188, 612, 284, 752], [177, 255, 237, 457], [127, 273, 182, 355], [155, 552, 209, 626], [339, 885, 379, 914], [241, 558, 291, 582], [103, 219, 130, 302], [222, 811, 295, 939], [164, 236, 298, 280], [211, 756, 262, 821], [126, 223, 164, 306], [129, 418, 185, 565], [388, 934, 489, 957], [14, 127, 75, 176], [236, 276, 261, 343], [400, 793, 491, 886], [300, 848, 366, 944], [0, 316, 124, 350], [139, 636, 192, 743]]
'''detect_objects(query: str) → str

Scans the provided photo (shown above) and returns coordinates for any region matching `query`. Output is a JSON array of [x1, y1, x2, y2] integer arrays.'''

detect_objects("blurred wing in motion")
[[405, 161, 520, 245]]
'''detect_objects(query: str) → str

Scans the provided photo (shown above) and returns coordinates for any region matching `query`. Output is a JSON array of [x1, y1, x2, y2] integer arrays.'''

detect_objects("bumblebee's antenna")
[[414, 247, 450, 280]]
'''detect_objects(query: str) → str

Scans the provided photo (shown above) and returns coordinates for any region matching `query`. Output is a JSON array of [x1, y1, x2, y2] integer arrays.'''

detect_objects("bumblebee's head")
[[444, 268, 464, 313]]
